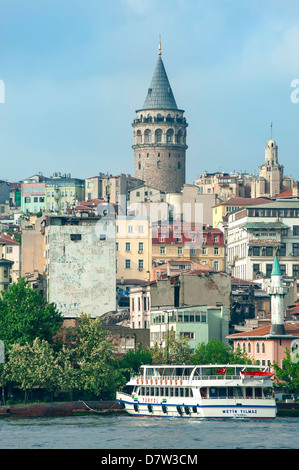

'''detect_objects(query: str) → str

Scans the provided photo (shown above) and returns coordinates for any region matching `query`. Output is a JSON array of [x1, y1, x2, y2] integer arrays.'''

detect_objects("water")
[[0, 414, 298, 449]]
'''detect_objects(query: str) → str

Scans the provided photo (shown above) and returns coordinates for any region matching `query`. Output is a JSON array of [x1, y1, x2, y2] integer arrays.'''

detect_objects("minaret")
[[268, 256, 286, 335], [132, 38, 188, 193]]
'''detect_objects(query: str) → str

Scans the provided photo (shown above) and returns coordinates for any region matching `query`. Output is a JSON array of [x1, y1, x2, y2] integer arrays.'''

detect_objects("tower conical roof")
[[143, 57, 178, 110], [272, 256, 282, 276]]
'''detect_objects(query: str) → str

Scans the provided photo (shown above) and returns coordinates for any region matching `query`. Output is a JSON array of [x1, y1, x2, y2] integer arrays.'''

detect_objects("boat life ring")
[[160, 379, 163, 385], [175, 379, 178, 385], [170, 379, 173, 385], [146, 379, 148, 385], [180, 379, 183, 385], [165, 379, 168, 385], [150, 379, 153, 385], [155, 379, 158, 385], [137, 379, 139, 384], [141, 379, 144, 385]]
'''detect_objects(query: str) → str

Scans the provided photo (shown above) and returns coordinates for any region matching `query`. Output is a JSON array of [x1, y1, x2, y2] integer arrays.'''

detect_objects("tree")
[[4, 338, 77, 403], [272, 348, 299, 394], [119, 346, 152, 377], [192, 339, 250, 365], [0, 278, 63, 351], [70, 314, 122, 398], [150, 330, 193, 365]]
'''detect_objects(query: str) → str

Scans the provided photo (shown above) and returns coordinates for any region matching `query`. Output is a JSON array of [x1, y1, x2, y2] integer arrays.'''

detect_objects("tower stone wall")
[[133, 109, 187, 193]]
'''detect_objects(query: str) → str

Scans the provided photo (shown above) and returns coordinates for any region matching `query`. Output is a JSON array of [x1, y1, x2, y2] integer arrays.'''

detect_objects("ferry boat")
[[116, 364, 277, 419]]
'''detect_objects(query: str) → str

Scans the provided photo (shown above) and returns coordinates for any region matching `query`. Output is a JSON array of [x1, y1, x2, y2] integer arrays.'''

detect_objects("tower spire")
[[270, 121, 273, 140], [158, 35, 162, 56]]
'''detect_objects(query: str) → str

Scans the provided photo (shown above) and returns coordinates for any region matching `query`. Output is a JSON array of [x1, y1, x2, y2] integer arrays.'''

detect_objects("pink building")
[[227, 322, 299, 368], [228, 256, 299, 368]]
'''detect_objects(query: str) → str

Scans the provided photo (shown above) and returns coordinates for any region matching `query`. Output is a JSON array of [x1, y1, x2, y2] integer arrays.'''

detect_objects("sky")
[[0, 0, 299, 184]]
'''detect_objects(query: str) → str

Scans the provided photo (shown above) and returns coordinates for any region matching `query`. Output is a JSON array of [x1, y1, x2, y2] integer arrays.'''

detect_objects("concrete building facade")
[[227, 200, 299, 281], [44, 215, 116, 318]]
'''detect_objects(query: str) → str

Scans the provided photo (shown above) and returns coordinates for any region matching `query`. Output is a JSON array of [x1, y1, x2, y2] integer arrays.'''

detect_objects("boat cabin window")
[[246, 388, 253, 399], [139, 386, 193, 398], [123, 385, 134, 395]]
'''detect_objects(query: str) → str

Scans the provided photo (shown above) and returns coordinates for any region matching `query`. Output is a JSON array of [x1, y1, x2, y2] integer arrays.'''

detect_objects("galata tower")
[[132, 38, 188, 194]]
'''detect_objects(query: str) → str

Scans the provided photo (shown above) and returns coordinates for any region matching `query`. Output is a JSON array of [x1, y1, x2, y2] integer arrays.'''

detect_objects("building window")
[[213, 261, 219, 271], [293, 226, 299, 236], [293, 265, 299, 277], [213, 236, 219, 243], [160, 246, 165, 255], [253, 264, 260, 275], [138, 259, 144, 270], [293, 243, 299, 257], [266, 264, 272, 278], [266, 247, 273, 257], [138, 242, 144, 252], [252, 247, 260, 256], [279, 243, 286, 256], [125, 242, 131, 252], [202, 247, 207, 255], [24, 197, 31, 203], [256, 342, 260, 354], [178, 246, 183, 255], [214, 247, 219, 255], [70, 234, 82, 241], [116, 242, 119, 252], [125, 259, 131, 269]]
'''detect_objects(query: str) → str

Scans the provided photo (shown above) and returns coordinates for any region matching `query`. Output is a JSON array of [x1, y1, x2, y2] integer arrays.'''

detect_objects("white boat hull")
[[116, 394, 277, 419]]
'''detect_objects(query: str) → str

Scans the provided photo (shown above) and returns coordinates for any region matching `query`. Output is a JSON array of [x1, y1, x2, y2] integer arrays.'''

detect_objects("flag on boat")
[[217, 367, 226, 375]]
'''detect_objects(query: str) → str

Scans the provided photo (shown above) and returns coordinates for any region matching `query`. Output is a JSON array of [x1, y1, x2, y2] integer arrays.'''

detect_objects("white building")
[[44, 215, 116, 318], [227, 200, 299, 281]]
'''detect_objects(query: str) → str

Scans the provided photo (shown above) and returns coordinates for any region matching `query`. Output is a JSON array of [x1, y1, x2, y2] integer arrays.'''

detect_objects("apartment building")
[[195, 171, 252, 201], [116, 216, 152, 282], [227, 200, 299, 281], [0, 233, 21, 283], [45, 173, 85, 213], [150, 305, 230, 351], [21, 174, 47, 214], [44, 214, 116, 318], [152, 223, 225, 271], [85, 173, 143, 213], [0, 240, 14, 291], [212, 197, 272, 229]]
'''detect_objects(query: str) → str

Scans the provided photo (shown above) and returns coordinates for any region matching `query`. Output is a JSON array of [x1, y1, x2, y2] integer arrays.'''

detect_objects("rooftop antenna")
[[271, 121, 273, 140], [158, 35, 162, 57]]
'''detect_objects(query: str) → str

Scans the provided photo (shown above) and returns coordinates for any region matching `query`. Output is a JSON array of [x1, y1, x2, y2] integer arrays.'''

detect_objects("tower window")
[[158, 153, 160, 157], [157, 162, 162, 169], [178, 162, 181, 169]]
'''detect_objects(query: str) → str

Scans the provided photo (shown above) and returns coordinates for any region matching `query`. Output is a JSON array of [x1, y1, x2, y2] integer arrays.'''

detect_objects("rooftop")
[[142, 57, 179, 111]]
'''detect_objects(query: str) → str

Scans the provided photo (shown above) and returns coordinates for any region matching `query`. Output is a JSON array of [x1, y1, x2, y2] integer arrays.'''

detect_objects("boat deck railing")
[[133, 374, 249, 383]]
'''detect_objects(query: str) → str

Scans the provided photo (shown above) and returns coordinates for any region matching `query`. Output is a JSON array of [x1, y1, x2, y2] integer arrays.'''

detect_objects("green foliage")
[[3, 338, 76, 402], [118, 346, 152, 376], [192, 339, 251, 365], [70, 314, 124, 398], [272, 348, 299, 393], [0, 278, 63, 351]]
